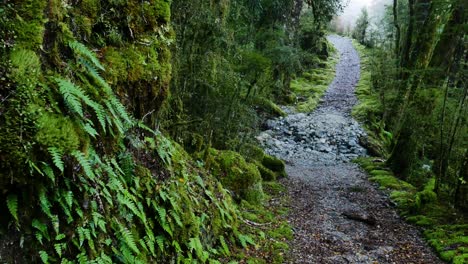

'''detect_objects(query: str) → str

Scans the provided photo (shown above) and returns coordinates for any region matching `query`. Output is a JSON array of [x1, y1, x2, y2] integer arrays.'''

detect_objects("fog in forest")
[[334, 0, 393, 31]]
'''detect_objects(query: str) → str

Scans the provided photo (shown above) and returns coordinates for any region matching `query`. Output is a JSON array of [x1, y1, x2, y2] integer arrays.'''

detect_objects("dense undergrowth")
[[352, 41, 468, 264]]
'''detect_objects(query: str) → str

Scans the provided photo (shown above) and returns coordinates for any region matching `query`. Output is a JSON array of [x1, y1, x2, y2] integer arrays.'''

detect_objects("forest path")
[[258, 36, 441, 263]]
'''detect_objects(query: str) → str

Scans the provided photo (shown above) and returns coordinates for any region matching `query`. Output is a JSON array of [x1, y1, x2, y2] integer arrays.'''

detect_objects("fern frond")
[[71, 150, 95, 180], [219, 235, 230, 256], [39, 251, 49, 264], [238, 234, 255, 248], [155, 236, 165, 252], [39, 189, 52, 217], [64, 191, 73, 209], [6, 194, 18, 221], [69, 41, 105, 71], [144, 236, 156, 255], [54, 243, 63, 257], [120, 227, 139, 254], [83, 122, 99, 138], [76, 253, 88, 264], [79, 58, 113, 95], [169, 210, 183, 227], [41, 163, 56, 183], [110, 97, 133, 126], [85, 100, 107, 133], [55, 78, 84, 117], [48, 147, 64, 173], [104, 99, 125, 134]]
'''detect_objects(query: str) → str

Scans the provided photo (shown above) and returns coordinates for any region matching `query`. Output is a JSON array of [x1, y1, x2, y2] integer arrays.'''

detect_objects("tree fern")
[[48, 147, 64, 173], [6, 194, 18, 221], [69, 41, 105, 71]]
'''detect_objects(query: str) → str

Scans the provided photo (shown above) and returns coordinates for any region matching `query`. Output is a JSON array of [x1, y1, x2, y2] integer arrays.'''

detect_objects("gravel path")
[[259, 36, 442, 263]]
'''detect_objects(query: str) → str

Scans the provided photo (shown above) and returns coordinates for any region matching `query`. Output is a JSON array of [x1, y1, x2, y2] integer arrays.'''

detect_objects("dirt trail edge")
[[258, 36, 442, 263]]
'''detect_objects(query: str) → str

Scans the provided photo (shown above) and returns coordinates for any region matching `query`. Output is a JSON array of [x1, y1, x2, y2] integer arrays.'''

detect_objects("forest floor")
[[258, 36, 442, 263]]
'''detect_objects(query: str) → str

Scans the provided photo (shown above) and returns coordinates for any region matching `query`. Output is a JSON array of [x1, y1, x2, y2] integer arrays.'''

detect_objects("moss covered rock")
[[262, 154, 287, 178], [208, 149, 264, 204]]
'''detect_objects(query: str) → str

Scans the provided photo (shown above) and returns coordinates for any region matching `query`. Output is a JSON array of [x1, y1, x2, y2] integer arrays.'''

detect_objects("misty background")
[[332, 0, 393, 32]]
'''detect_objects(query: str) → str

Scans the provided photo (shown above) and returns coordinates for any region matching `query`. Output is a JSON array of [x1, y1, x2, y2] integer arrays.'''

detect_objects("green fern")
[[237, 234, 255, 248], [39, 189, 52, 217], [71, 150, 95, 180], [83, 122, 99, 138], [155, 236, 165, 252], [54, 243, 64, 257], [69, 41, 105, 71], [85, 100, 107, 133], [55, 78, 85, 117], [39, 250, 49, 264], [41, 163, 56, 183], [120, 227, 139, 254], [48, 147, 64, 173], [219, 235, 230, 256], [64, 191, 73, 209], [6, 194, 18, 221]]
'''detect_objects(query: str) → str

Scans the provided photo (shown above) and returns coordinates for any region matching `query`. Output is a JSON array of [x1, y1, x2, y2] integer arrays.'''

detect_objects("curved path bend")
[[259, 36, 441, 263]]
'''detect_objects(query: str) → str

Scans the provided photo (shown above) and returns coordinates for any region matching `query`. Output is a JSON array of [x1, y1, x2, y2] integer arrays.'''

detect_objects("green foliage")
[[6, 194, 18, 222], [352, 8, 370, 46]]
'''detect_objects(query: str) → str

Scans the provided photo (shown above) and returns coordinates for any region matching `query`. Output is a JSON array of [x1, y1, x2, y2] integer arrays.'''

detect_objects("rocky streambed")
[[259, 35, 441, 263]]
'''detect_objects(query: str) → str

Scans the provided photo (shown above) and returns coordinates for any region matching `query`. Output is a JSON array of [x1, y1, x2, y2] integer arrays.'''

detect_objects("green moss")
[[262, 154, 286, 178], [80, 0, 100, 19], [10, 49, 41, 81], [10, 0, 46, 51], [453, 254, 468, 264], [406, 215, 435, 227], [256, 162, 277, 181], [239, 144, 265, 162], [210, 149, 264, 204], [253, 97, 286, 117], [425, 225, 468, 263], [75, 15, 93, 39], [35, 113, 81, 153], [290, 48, 339, 112]]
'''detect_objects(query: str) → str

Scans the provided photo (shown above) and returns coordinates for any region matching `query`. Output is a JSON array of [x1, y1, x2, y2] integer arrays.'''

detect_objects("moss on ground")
[[355, 157, 468, 263], [233, 181, 293, 263], [253, 97, 286, 117], [351, 40, 390, 158], [290, 43, 339, 112]]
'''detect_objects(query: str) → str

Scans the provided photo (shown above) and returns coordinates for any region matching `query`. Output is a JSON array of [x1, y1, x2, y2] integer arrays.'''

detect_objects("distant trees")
[[353, 8, 370, 46]]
